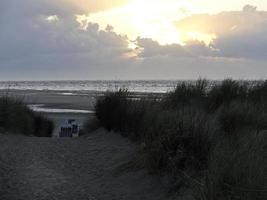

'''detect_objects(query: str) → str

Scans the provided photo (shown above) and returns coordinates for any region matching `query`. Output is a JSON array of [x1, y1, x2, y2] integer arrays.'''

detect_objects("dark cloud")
[[135, 38, 216, 58], [243, 4, 257, 12], [135, 37, 189, 58], [0, 0, 132, 79]]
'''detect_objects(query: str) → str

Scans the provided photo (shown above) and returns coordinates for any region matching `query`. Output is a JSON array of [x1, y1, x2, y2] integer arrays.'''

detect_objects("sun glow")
[[185, 31, 217, 46], [46, 15, 59, 23], [76, 14, 90, 29], [77, 0, 217, 46]]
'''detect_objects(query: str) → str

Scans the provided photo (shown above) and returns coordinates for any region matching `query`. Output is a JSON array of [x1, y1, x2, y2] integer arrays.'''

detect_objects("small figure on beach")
[[59, 119, 80, 138]]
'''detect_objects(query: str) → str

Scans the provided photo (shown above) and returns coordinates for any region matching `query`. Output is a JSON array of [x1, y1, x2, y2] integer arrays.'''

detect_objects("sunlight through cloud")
[[79, 0, 200, 46], [45, 15, 59, 23], [74, 0, 221, 47]]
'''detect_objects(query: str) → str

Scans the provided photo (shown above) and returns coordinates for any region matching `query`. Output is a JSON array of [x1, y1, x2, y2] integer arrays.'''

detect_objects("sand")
[[0, 89, 163, 137], [0, 89, 98, 110], [0, 129, 168, 200], [0, 89, 100, 137], [0, 89, 173, 200]]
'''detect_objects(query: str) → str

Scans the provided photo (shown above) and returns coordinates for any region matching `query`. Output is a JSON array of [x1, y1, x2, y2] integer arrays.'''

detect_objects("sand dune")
[[0, 129, 167, 200]]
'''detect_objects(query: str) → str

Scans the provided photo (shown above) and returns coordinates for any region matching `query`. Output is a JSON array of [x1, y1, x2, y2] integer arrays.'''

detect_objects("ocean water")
[[0, 80, 182, 93], [28, 104, 95, 114]]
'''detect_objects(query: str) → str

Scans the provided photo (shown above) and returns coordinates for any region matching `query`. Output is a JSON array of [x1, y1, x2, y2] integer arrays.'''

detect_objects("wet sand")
[[0, 89, 164, 108], [0, 89, 100, 137], [0, 89, 164, 137], [0, 89, 99, 110]]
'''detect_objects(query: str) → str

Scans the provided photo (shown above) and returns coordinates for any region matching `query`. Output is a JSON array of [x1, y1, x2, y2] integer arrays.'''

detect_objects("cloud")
[[135, 37, 217, 59], [0, 18, 131, 62], [0, 0, 133, 79], [135, 38, 189, 58], [176, 5, 267, 59], [0, 0, 131, 57], [0, 1, 267, 80], [243, 4, 257, 12], [0, 0, 127, 15], [76, 0, 128, 12]]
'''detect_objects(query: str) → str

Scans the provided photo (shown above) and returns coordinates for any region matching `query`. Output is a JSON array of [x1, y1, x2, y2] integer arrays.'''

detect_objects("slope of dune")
[[0, 129, 168, 200]]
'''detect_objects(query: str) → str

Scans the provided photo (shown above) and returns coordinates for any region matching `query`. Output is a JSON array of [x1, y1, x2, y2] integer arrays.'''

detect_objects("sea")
[[0, 80, 184, 93], [0, 79, 259, 124]]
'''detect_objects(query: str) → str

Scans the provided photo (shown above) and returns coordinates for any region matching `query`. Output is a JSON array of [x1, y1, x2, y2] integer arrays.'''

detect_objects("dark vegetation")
[[91, 79, 267, 200], [0, 96, 54, 137]]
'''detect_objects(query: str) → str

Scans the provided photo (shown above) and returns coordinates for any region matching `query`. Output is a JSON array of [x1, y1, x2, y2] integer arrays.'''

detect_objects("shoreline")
[[0, 89, 166, 110], [0, 89, 97, 137], [0, 89, 165, 137]]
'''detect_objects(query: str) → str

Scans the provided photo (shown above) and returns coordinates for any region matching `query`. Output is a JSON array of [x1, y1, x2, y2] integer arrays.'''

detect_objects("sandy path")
[[0, 129, 166, 200]]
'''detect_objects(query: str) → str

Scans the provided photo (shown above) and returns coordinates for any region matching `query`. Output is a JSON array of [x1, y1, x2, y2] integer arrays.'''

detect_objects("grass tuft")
[[88, 79, 267, 198], [0, 96, 54, 137], [203, 132, 267, 200]]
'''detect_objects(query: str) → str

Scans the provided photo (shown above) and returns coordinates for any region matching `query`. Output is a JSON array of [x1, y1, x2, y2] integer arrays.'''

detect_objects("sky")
[[0, 0, 267, 80]]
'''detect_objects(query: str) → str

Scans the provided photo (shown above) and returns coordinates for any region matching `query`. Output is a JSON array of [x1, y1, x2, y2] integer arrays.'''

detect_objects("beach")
[[1, 80, 267, 200], [0, 89, 99, 137], [0, 129, 168, 200], [0, 89, 165, 137], [0, 89, 170, 200]]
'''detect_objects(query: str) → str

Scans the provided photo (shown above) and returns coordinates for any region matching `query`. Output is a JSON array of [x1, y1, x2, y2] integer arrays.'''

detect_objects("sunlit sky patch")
[[74, 0, 267, 46], [46, 15, 59, 23], [1, 0, 267, 80], [77, 0, 200, 45]]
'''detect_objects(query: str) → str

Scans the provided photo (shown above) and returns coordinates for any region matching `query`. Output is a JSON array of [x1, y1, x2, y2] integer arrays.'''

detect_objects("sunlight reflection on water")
[[28, 104, 95, 114]]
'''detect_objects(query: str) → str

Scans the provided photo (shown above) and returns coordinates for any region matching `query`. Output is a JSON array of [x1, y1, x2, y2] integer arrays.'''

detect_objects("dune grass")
[[89, 79, 267, 199], [0, 96, 54, 137], [202, 132, 267, 200]]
